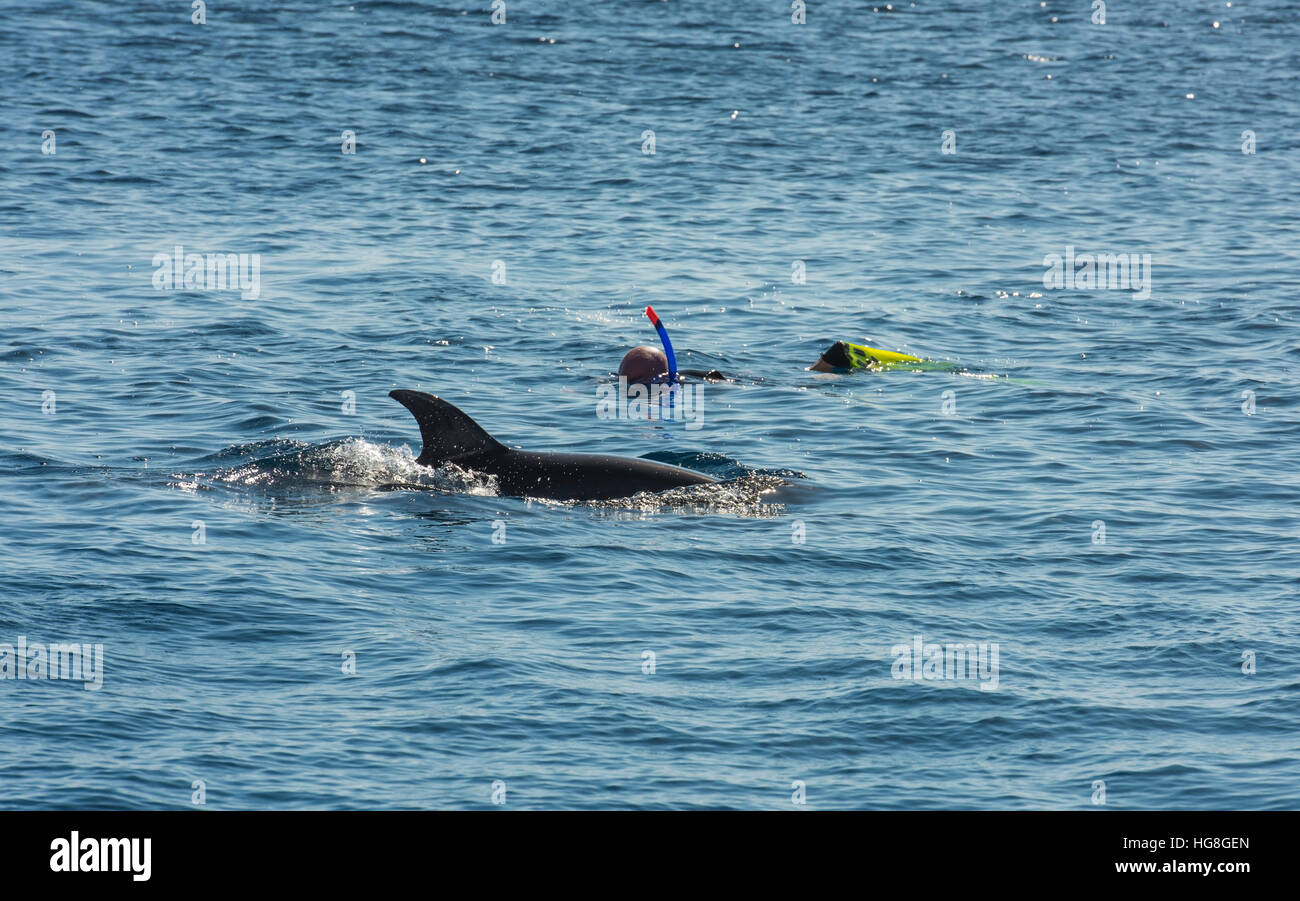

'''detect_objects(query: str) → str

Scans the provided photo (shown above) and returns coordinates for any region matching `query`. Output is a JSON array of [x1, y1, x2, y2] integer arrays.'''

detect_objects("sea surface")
[[2, 0, 1298, 809]]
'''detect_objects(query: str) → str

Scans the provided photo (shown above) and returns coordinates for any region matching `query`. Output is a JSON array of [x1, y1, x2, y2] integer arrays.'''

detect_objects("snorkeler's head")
[[810, 341, 853, 371], [618, 345, 669, 384]]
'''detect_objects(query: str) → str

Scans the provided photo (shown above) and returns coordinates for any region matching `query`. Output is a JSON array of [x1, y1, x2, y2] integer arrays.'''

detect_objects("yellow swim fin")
[[841, 342, 924, 368]]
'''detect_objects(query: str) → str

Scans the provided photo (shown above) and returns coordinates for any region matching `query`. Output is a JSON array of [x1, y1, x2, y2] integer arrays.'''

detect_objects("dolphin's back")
[[389, 389, 716, 500], [493, 450, 715, 500]]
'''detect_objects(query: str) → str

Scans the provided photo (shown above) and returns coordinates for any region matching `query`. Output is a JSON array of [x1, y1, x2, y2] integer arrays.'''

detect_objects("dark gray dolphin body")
[[390, 389, 717, 501]]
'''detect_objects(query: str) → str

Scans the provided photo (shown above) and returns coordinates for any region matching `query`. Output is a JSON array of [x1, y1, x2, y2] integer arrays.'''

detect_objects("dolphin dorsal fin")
[[389, 390, 505, 466]]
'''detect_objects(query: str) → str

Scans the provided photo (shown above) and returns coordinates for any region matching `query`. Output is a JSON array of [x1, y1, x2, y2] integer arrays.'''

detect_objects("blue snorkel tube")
[[644, 306, 678, 386]]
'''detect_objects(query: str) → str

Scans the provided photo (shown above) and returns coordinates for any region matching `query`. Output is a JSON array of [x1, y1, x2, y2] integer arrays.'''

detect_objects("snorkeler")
[[809, 340, 924, 372], [617, 345, 724, 385], [617, 307, 725, 385]]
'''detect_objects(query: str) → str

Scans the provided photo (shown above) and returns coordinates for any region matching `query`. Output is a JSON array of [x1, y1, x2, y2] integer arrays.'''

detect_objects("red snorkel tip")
[[644, 306, 661, 327]]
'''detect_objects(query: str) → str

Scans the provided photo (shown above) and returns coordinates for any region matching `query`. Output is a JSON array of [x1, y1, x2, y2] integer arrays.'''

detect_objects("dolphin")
[[389, 389, 717, 501]]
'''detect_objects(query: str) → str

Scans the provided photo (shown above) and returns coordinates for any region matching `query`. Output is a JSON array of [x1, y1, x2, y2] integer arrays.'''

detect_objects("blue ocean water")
[[2, 0, 1297, 809]]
